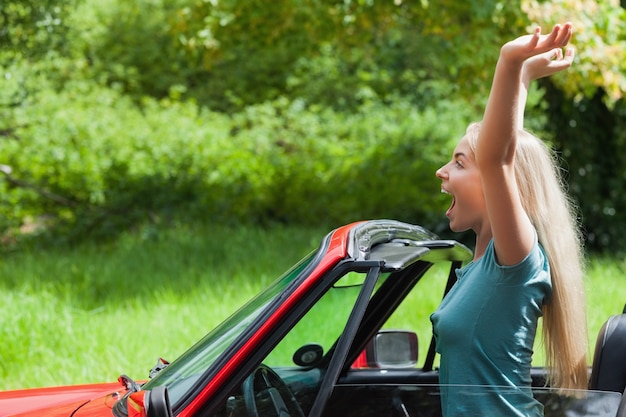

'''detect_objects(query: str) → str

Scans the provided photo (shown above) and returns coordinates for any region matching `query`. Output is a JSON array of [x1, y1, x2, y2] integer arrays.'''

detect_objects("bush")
[[242, 97, 473, 229], [1, 78, 229, 241], [0, 78, 474, 245]]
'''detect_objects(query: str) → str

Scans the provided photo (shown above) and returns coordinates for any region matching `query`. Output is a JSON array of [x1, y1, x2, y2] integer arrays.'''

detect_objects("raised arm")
[[476, 23, 574, 265]]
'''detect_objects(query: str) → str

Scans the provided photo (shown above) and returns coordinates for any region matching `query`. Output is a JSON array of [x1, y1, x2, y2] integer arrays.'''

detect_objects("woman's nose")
[[436, 165, 447, 179]]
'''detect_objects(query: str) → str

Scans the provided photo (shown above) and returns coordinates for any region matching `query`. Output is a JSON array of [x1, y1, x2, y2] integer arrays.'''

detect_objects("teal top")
[[430, 238, 551, 417]]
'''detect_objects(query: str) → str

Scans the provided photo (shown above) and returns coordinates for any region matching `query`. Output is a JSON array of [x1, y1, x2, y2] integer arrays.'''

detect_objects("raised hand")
[[501, 22, 573, 65], [522, 47, 575, 84]]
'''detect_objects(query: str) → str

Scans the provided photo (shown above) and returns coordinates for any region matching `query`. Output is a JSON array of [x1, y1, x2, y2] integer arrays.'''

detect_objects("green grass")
[[0, 222, 324, 390], [584, 256, 626, 340], [1, 222, 625, 391]]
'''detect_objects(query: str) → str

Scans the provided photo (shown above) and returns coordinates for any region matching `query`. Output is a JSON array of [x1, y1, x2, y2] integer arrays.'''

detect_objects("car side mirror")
[[352, 329, 418, 369]]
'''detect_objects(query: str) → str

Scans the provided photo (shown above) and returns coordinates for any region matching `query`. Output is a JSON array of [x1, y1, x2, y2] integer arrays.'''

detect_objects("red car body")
[[0, 382, 124, 417]]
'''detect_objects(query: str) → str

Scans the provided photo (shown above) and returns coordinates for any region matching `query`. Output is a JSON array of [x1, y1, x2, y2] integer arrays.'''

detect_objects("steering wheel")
[[242, 364, 305, 417]]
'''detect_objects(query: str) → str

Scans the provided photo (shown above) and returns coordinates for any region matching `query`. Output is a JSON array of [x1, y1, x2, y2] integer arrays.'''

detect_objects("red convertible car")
[[1, 220, 625, 417]]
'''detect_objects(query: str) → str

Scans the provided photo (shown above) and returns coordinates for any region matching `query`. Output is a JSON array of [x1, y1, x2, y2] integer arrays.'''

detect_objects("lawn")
[[0, 221, 624, 391]]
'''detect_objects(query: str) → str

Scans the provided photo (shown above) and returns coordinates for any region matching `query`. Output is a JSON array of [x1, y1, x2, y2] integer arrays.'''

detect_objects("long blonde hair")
[[466, 122, 588, 390]]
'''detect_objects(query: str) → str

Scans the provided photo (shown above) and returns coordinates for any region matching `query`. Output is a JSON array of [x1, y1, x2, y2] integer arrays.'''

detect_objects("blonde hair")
[[466, 122, 588, 390]]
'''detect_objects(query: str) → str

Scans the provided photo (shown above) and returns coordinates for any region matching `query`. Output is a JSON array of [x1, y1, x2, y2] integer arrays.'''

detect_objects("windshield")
[[140, 251, 317, 403], [206, 268, 391, 417]]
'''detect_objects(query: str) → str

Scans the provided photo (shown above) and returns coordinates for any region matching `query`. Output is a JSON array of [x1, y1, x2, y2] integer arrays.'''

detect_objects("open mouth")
[[441, 188, 455, 216]]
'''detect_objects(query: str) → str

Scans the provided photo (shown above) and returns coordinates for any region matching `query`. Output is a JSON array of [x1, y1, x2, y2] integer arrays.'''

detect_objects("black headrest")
[[590, 313, 626, 393]]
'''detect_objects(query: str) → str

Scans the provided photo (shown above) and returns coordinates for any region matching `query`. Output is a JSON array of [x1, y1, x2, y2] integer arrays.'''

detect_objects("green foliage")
[[523, 0, 626, 106], [2, 0, 626, 251], [1, 78, 229, 241], [67, 0, 193, 99], [537, 83, 626, 251], [62, 0, 524, 112], [0, 78, 472, 244], [250, 97, 473, 228], [0, 0, 76, 60], [66, 0, 322, 110]]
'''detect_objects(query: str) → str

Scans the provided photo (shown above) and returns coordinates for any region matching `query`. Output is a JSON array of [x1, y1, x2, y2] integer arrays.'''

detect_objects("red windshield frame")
[[179, 221, 362, 417]]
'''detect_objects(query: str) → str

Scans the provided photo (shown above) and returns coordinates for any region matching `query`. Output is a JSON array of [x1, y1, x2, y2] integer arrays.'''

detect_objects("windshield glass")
[[208, 269, 391, 417], [140, 251, 317, 402]]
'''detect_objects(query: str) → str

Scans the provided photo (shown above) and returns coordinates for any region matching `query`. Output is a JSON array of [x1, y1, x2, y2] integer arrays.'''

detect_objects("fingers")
[[547, 47, 574, 68], [524, 49, 573, 81], [553, 22, 573, 47], [545, 48, 563, 61], [544, 25, 560, 45], [545, 22, 573, 48], [544, 45, 575, 65], [501, 22, 574, 64], [528, 27, 541, 49], [532, 22, 572, 51]]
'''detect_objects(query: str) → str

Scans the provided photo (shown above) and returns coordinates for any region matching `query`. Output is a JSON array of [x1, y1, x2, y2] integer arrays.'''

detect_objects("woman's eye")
[[455, 161, 463, 168]]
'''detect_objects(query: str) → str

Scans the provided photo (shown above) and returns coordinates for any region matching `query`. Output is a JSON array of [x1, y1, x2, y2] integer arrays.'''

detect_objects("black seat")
[[589, 304, 626, 393]]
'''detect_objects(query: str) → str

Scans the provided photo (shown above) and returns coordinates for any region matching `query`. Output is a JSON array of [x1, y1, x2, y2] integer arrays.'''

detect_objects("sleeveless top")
[[430, 238, 551, 417]]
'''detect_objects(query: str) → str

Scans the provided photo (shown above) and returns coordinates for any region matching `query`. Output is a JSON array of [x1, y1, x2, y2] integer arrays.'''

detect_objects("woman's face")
[[435, 135, 487, 233]]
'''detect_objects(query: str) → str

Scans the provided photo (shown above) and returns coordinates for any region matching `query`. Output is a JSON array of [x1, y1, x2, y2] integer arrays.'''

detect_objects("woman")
[[431, 23, 588, 416]]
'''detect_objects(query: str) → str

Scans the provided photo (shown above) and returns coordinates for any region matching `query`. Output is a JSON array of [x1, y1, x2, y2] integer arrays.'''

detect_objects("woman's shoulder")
[[486, 238, 550, 282]]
